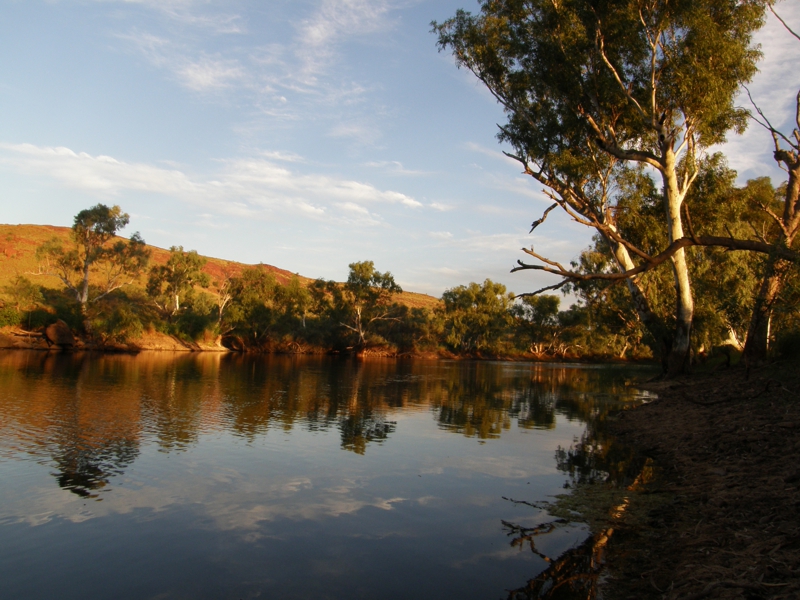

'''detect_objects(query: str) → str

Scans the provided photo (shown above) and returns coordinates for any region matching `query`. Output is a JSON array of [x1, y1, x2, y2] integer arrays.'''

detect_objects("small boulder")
[[45, 320, 75, 348]]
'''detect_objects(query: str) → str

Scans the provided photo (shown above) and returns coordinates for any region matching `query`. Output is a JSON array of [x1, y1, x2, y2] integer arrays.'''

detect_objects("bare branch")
[[530, 203, 559, 233], [760, 202, 792, 238], [744, 86, 796, 150], [512, 235, 800, 282], [514, 280, 569, 298], [521, 247, 568, 271], [598, 140, 663, 170], [595, 26, 648, 121], [769, 4, 800, 42]]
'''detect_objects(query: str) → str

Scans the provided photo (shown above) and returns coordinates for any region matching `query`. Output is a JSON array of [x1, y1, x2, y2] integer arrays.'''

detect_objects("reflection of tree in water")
[[0, 352, 654, 492], [503, 515, 611, 600], [139, 360, 208, 452], [339, 411, 396, 455], [52, 438, 139, 498], [431, 364, 650, 440], [554, 390, 652, 487], [0, 352, 144, 499], [500, 371, 653, 599]]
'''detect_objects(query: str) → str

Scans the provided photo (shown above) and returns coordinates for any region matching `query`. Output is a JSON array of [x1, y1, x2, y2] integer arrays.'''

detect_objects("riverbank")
[[0, 324, 658, 363], [0, 326, 228, 352], [598, 361, 800, 599]]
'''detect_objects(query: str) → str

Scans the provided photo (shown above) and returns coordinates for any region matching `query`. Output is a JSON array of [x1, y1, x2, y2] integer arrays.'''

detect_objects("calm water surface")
[[0, 351, 653, 600]]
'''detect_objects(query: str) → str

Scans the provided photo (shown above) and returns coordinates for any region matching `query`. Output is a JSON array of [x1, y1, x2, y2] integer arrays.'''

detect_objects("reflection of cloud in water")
[[451, 545, 528, 568], [1, 465, 407, 537], [422, 455, 557, 480]]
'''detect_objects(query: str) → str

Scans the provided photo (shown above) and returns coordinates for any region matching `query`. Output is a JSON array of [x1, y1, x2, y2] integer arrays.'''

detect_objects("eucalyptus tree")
[[146, 246, 210, 321], [35, 204, 150, 316], [741, 3, 800, 361], [338, 261, 403, 349], [440, 279, 515, 353], [511, 293, 560, 355], [434, 0, 766, 374]]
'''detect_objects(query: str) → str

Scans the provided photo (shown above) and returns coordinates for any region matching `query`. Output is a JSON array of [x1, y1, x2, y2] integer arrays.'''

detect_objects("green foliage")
[[2, 276, 43, 312], [86, 294, 145, 343], [147, 246, 210, 321], [175, 290, 217, 341], [223, 267, 279, 343], [434, 0, 768, 373], [440, 279, 514, 354], [434, 0, 763, 160], [335, 261, 403, 349], [35, 204, 150, 310], [512, 294, 560, 354], [0, 307, 21, 327]]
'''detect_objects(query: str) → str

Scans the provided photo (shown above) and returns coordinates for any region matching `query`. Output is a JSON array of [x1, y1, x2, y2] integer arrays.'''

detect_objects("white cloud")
[[107, 0, 245, 34], [295, 0, 394, 74], [117, 31, 247, 92], [260, 150, 305, 163], [0, 142, 420, 224], [176, 56, 246, 90], [364, 160, 429, 176], [719, 3, 800, 183]]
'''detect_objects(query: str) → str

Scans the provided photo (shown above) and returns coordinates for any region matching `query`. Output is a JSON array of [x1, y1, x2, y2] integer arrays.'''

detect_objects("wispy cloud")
[[177, 56, 246, 90], [106, 0, 245, 34], [0, 142, 420, 223], [117, 31, 247, 92], [295, 0, 394, 75], [364, 160, 429, 176], [718, 3, 800, 182], [110, 1, 405, 135]]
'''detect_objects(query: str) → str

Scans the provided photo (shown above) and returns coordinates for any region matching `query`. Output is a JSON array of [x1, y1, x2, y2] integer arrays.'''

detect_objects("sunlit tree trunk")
[[663, 149, 694, 375]]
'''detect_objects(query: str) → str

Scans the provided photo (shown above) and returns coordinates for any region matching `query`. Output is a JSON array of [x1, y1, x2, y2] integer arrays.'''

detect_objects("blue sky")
[[1, 1, 798, 297]]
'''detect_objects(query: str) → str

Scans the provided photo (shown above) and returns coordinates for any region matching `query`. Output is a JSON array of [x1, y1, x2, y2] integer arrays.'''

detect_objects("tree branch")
[[514, 280, 569, 297], [529, 203, 559, 233], [769, 4, 800, 42], [595, 26, 648, 122], [512, 236, 800, 282]]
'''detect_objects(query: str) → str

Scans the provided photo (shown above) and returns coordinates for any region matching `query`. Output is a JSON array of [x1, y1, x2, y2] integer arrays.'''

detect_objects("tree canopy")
[[35, 204, 150, 313], [434, 0, 770, 373]]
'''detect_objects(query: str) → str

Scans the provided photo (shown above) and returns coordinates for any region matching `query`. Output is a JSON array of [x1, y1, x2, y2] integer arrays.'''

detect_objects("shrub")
[[0, 307, 21, 327]]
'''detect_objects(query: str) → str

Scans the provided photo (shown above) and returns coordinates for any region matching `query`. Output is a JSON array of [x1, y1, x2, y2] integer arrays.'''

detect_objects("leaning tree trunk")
[[607, 225, 671, 369]]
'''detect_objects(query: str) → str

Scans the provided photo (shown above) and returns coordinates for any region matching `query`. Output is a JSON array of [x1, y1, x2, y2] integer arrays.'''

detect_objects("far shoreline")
[[0, 326, 660, 367]]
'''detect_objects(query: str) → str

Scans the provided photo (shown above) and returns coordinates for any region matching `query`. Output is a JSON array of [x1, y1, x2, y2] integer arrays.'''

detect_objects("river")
[[0, 351, 653, 599]]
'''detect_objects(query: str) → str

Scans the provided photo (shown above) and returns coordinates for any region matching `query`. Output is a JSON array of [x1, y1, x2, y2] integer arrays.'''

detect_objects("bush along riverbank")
[[511, 361, 800, 600]]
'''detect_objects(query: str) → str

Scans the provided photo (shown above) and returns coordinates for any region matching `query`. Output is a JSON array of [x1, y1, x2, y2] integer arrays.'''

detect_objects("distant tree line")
[[0, 198, 797, 363]]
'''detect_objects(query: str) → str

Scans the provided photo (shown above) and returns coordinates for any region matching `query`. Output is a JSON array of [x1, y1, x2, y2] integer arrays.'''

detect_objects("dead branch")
[[769, 4, 800, 42], [512, 235, 800, 283], [514, 280, 570, 298], [530, 202, 559, 233]]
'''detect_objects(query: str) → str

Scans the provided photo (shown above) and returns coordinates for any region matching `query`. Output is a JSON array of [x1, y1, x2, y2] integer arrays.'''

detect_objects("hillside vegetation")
[[0, 224, 439, 311]]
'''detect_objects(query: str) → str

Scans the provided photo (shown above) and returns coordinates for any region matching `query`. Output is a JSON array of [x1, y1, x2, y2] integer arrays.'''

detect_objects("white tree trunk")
[[663, 149, 694, 375]]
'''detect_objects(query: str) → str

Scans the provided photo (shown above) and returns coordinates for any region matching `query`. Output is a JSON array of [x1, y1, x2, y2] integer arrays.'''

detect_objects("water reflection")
[[0, 351, 653, 599]]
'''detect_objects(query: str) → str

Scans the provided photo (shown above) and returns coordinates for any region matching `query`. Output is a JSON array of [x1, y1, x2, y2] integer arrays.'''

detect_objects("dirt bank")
[[601, 362, 800, 599]]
